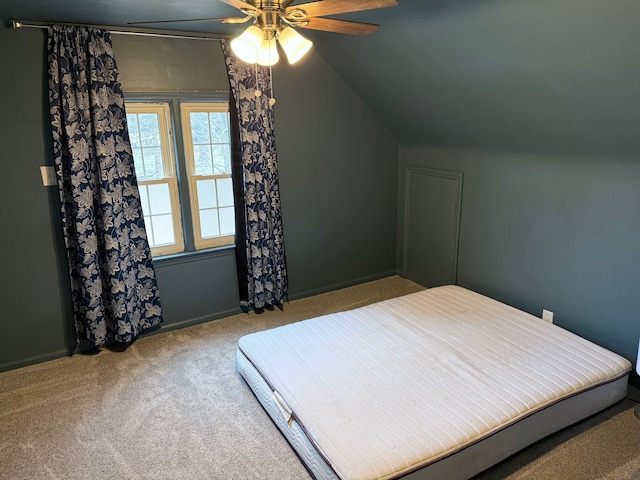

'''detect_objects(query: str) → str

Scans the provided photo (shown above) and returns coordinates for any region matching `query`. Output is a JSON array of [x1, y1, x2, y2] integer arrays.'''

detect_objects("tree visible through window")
[[126, 100, 234, 257]]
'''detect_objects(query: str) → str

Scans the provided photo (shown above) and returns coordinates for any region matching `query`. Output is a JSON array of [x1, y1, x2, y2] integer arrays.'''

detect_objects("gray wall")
[[274, 55, 399, 295], [0, 26, 74, 367], [398, 145, 640, 364], [3, 7, 636, 377], [0, 26, 398, 371]]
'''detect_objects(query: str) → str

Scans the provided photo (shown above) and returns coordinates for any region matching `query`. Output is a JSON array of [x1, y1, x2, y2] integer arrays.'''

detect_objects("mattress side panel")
[[236, 349, 340, 480]]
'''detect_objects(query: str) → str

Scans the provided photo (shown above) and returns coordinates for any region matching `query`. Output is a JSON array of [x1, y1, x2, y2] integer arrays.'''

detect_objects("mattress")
[[237, 285, 631, 480]]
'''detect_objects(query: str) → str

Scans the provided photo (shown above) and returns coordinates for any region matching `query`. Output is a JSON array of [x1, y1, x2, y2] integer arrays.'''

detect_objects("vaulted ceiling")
[[2, 0, 639, 155]]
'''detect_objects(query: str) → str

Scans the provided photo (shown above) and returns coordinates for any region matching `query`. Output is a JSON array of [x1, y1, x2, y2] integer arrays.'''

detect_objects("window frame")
[[126, 102, 185, 257], [124, 94, 235, 259], [180, 102, 235, 250]]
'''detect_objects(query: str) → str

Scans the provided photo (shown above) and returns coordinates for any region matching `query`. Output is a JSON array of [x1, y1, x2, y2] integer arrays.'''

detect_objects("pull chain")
[[253, 42, 275, 107], [269, 62, 276, 107], [254, 62, 262, 98]]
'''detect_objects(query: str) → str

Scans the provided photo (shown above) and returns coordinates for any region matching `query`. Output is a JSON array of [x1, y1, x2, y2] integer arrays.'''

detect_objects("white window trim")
[[180, 102, 235, 250], [127, 102, 185, 257]]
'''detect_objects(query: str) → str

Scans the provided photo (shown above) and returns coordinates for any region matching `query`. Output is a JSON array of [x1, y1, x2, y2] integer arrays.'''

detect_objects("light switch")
[[40, 166, 57, 186]]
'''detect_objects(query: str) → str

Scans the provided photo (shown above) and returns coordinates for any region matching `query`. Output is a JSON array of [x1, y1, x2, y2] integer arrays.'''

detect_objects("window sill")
[[151, 245, 235, 268]]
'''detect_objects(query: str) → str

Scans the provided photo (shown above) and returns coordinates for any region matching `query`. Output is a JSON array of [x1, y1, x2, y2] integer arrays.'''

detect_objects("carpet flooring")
[[1, 276, 638, 480]]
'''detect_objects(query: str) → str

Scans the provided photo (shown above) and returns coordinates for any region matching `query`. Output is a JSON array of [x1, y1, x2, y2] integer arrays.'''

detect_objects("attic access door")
[[403, 167, 463, 288]]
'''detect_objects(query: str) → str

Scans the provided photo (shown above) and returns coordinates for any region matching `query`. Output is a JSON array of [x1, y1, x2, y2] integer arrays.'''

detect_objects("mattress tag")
[[273, 390, 293, 425]]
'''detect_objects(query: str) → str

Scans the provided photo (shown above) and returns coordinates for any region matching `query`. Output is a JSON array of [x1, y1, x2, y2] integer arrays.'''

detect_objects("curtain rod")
[[12, 20, 228, 41]]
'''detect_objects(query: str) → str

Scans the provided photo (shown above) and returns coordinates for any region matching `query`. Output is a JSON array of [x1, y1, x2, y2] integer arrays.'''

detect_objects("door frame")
[[403, 166, 463, 285]]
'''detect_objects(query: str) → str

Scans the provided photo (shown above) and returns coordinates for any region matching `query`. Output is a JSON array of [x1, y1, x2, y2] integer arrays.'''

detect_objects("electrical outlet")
[[542, 309, 554, 323]]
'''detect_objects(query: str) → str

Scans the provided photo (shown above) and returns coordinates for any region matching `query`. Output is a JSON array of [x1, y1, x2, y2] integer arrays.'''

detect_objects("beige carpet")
[[0, 276, 638, 480]]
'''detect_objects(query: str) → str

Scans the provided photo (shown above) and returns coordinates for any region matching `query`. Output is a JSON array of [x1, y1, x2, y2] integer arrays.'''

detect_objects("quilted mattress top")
[[238, 285, 631, 480]]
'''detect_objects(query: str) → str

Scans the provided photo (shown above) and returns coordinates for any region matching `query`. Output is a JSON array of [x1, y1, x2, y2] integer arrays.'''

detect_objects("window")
[[126, 100, 234, 257], [127, 103, 184, 256], [181, 103, 234, 249]]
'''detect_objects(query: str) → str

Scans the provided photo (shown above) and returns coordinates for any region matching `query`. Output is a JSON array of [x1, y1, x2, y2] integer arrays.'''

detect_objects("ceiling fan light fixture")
[[278, 27, 313, 64], [257, 37, 279, 66], [230, 25, 263, 64]]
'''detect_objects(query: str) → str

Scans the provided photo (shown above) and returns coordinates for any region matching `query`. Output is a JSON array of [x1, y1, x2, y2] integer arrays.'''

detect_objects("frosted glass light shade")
[[257, 38, 279, 66], [278, 27, 313, 64], [230, 25, 263, 64]]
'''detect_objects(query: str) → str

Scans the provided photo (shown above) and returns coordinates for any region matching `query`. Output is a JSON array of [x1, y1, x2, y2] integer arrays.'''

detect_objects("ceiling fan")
[[128, 0, 398, 65]]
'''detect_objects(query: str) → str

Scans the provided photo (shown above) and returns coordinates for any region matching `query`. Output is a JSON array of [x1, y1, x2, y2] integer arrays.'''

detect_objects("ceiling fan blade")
[[127, 17, 244, 25], [299, 17, 379, 35], [288, 0, 397, 18], [219, 0, 263, 14]]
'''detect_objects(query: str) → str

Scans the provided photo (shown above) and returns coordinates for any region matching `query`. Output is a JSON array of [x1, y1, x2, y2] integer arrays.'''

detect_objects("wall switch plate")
[[542, 309, 554, 323], [40, 165, 57, 186]]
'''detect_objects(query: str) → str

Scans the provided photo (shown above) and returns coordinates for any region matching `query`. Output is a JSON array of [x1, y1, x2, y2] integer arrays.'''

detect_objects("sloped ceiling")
[[305, 0, 640, 155], [2, 0, 639, 155]]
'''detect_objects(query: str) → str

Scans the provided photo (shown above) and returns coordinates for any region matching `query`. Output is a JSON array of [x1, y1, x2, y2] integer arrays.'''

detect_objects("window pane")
[[151, 214, 176, 245], [217, 178, 234, 207], [138, 185, 150, 213], [127, 114, 140, 147], [143, 215, 154, 245], [193, 145, 213, 175], [132, 147, 146, 179], [138, 113, 161, 147], [219, 207, 235, 235], [212, 144, 231, 174], [190, 112, 211, 144], [142, 146, 163, 179], [148, 183, 172, 215], [200, 209, 220, 238], [196, 179, 217, 209], [209, 112, 230, 143], [129, 110, 165, 181]]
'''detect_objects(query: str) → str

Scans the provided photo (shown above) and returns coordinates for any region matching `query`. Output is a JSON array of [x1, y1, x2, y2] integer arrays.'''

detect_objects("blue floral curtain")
[[48, 25, 163, 350], [221, 40, 288, 311]]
